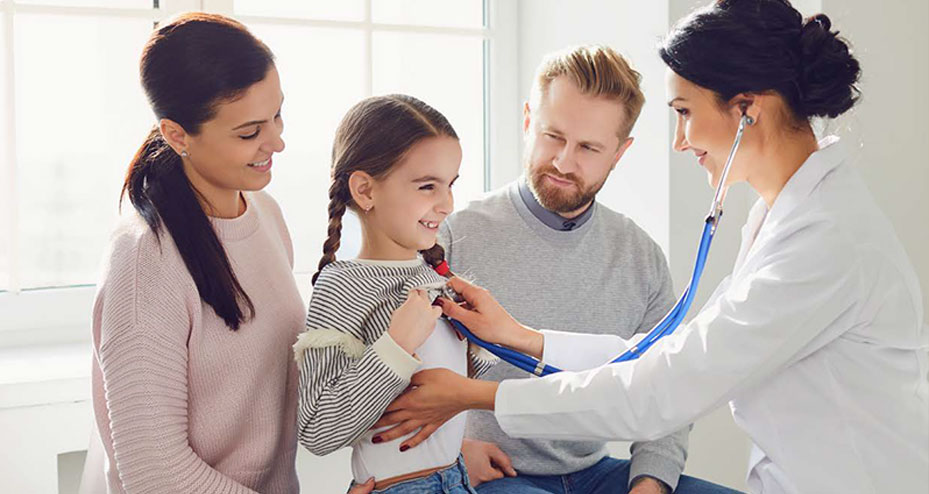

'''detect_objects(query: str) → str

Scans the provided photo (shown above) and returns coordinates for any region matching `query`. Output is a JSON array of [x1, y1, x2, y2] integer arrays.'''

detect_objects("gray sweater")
[[438, 180, 691, 489]]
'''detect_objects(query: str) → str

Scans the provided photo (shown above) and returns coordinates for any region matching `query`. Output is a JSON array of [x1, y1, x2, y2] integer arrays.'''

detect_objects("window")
[[0, 0, 514, 343]]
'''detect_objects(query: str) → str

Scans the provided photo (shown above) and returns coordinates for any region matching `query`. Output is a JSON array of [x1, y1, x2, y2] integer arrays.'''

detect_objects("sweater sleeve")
[[95, 240, 258, 494], [296, 330, 420, 455]]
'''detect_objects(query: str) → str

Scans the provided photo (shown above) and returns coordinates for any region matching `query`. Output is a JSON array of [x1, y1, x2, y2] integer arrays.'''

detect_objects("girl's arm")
[[296, 329, 421, 455]]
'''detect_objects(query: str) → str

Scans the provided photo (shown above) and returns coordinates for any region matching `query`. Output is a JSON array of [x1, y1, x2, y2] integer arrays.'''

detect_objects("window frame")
[[0, 0, 519, 345]]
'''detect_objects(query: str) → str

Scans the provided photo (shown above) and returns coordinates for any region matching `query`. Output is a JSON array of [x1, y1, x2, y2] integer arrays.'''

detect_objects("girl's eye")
[[419, 184, 435, 191], [674, 108, 689, 117], [239, 128, 260, 140]]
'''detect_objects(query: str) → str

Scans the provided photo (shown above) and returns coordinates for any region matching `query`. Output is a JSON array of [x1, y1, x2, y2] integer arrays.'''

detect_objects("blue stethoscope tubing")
[[446, 112, 754, 377]]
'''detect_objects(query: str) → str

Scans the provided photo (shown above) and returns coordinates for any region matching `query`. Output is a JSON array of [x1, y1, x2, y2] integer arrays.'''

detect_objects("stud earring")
[[181, 150, 189, 158]]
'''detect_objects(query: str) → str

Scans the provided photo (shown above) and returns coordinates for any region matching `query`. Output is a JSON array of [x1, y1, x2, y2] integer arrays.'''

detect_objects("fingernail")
[[372, 436, 383, 444], [400, 445, 410, 452]]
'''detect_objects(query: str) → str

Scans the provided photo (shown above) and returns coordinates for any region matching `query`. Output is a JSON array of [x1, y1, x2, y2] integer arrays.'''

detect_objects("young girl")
[[294, 95, 496, 493]]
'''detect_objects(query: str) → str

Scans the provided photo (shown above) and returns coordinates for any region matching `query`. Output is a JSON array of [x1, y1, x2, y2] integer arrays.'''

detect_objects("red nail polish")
[[400, 445, 410, 452], [372, 436, 383, 444]]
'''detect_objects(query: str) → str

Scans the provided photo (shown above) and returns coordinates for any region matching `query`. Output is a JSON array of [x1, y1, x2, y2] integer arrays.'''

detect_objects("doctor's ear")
[[348, 170, 377, 212], [729, 94, 760, 126]]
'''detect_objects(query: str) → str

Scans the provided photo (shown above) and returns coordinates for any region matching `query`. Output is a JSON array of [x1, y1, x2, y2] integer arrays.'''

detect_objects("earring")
[[180, 150, 189, 158], [364, 206, 372, 214]]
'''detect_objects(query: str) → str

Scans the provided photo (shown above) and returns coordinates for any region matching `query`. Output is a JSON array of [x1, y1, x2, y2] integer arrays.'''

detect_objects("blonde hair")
[[530, 45, 645, 139]]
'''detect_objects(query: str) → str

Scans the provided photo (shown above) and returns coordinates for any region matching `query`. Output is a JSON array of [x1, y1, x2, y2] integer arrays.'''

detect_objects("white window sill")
[[0, 342, 91, 409]]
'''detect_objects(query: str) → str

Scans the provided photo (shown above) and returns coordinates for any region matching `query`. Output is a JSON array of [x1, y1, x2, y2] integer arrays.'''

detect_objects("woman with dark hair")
[[86, 13, 305, 493], [370, 1, 928, 493]]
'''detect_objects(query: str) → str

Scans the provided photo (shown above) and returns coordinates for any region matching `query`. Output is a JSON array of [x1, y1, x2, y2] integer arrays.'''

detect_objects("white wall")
[[821, 0, 929, 312]]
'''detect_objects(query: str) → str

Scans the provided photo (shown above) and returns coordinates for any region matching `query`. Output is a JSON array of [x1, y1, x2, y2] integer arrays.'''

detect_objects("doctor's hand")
[[438, 277, 544, 359], [371, 368, 499, 451], [461, 439, 517, 487]]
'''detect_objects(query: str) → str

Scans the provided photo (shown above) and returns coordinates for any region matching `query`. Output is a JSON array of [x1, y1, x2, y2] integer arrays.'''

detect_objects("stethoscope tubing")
[[446, 114, 752, 377]]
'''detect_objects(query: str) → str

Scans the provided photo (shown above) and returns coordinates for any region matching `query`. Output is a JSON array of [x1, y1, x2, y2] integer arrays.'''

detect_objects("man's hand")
[[629, 476, 672, 494], [461, 439, 517, 487], [371, 369, 498, 450], [348, 477, 375, 494]]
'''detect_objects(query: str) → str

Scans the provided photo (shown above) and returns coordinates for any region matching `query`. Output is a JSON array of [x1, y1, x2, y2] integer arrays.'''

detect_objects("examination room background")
[[0, 0, 926, 493]]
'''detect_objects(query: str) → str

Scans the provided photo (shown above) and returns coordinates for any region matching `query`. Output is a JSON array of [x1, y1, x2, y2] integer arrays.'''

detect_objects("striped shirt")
[[295, 258, 496, 482]]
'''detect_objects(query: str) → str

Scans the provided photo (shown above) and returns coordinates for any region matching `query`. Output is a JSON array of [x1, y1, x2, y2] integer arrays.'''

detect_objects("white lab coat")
[[494, 137, 929, 494]]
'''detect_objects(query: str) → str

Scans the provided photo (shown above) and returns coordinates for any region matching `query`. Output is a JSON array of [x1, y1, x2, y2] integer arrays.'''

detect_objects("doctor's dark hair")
[[659, 0, 861, 121], [121, 13, 275, 330], [312, 95, 458, 285]]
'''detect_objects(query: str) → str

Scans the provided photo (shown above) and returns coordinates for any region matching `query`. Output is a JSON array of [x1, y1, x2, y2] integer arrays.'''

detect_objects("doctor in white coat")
[[372, 2, 929, 493]]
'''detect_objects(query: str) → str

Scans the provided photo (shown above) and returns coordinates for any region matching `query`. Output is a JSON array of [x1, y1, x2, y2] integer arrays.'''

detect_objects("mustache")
[[534, 164, 582, 186]]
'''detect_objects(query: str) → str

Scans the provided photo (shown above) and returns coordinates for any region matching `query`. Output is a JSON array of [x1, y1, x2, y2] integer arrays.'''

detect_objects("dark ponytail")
[[659, 0, 861, 122], [121, 13, 274, 330], [313, 95, 458, 285]]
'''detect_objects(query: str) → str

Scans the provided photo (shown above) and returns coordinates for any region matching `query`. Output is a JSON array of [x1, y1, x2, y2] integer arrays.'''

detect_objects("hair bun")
[[797, 13, 861, 118]]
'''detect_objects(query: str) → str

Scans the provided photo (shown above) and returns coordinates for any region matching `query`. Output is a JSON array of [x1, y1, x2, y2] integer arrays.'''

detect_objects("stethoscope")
[[441, 109, 755, 377]]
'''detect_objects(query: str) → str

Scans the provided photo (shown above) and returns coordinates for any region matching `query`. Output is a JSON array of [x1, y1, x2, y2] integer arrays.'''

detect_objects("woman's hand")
[[388, 289, 443, 354], [370, 368, 498, 450], [438, 277, 544, 358]]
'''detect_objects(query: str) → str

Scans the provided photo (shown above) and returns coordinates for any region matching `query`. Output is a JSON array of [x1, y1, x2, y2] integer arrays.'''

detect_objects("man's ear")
[[348, 170, 376, 211], [159, 118, 190, 156], [522, 101, 532, 135], [610, 137, 634, 171]]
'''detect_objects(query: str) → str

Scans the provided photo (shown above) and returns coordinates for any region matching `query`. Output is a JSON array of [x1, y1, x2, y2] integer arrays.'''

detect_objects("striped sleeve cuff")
[[372, 332, 421, 381]]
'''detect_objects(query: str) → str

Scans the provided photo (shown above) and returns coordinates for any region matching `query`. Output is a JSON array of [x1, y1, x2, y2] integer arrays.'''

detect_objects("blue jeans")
[[474, 457, 744, 494], [350, 455, 478, 494]]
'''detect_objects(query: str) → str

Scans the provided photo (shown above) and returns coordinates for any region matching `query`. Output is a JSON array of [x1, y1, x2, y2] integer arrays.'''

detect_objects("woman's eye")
[[239, 128, 260, 140], [674, 108, 689, 117], [419, 184, 435, 191]]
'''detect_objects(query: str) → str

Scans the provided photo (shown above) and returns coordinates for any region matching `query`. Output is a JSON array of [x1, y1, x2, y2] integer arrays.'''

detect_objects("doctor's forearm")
[[463, 379, 499, 411], [501, 325, 545, 360]]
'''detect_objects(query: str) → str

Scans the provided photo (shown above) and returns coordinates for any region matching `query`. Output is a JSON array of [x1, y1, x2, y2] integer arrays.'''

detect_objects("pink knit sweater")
[[90, 191, 304, 493]]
